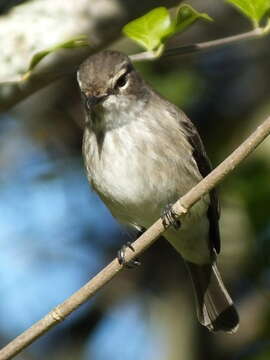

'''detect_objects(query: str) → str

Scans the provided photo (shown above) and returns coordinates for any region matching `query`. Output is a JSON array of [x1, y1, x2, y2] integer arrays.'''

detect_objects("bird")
[[77, 50, 239, 333]]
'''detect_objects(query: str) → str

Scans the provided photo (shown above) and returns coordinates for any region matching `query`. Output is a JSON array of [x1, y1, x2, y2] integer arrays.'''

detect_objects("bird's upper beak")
[[85, 94, 107, 110]]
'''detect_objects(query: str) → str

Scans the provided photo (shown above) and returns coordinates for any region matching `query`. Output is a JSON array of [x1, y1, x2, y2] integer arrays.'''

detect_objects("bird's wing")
[[180, 114, 221, 254]]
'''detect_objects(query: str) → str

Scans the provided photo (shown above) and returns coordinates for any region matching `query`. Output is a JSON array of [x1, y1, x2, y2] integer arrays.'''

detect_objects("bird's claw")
[[117, 241, 141, 268], [161, 204, 181, 230]]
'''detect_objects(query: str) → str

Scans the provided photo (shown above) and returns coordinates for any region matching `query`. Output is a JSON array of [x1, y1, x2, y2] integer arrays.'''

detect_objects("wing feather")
[[180, 115, 221, 254]]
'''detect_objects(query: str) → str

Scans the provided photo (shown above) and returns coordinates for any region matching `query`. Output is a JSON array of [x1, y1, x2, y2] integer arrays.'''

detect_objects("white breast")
[[83, 109, 207, 230]]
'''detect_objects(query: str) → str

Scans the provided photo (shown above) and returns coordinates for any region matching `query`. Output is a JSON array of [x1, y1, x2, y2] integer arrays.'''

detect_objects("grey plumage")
[[77, 50, 239, 333], [187, 262, 238, 332]]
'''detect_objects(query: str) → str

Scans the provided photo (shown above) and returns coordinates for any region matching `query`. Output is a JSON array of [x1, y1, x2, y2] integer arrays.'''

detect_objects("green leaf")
[[123, 4, 213, 53], [28, 35, 89, 72], [226, 0, 270, 27], [172, 4, 213, 33], [123, 7, 172, 51]]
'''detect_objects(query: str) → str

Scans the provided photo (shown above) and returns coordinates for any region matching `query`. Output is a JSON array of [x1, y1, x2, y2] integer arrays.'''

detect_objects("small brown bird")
[[77, 50, 239, 333]]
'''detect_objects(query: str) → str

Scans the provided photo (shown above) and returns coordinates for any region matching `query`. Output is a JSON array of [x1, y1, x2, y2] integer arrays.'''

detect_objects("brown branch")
[[130, 27, 266, 62], [0, 115, 270, 360], [1, 24, 269, 112]]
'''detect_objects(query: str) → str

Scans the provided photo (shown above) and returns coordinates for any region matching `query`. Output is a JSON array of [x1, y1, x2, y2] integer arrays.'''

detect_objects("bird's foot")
[[161, 203, 181, 230], [117, 242, 141, 268]]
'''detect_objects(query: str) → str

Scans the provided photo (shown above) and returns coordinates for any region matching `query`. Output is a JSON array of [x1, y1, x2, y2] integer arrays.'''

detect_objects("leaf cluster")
[[123, 1, 270, 53], [123, 4, 212, 52]]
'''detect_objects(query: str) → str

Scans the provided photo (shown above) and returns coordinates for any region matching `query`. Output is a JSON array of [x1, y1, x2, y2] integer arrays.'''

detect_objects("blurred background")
[[0, 0, 270, 359]]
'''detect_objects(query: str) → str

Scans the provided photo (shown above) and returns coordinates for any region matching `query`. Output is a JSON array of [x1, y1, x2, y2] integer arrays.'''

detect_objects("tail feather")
[[186, 261, 239, 333]]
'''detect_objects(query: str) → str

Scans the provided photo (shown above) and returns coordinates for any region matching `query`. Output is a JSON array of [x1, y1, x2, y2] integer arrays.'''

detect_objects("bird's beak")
[[85, 95, 107, 109]]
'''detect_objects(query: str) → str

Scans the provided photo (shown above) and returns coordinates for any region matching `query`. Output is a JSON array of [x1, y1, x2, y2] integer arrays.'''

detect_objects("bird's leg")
[[161, 203, 181, 230], [117, 237, 142, 269]]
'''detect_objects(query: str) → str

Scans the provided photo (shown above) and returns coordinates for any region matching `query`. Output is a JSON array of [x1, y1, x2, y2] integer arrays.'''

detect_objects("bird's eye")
[[115, 73, 128, 88]]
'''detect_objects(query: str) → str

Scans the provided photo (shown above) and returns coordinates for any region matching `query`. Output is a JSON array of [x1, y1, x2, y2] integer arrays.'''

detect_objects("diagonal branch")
[[0, 115, 269, 360], [130, 27, 265, 61]]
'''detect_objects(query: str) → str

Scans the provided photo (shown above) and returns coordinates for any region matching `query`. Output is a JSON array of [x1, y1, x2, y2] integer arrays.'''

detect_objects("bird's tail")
[[186, 261, 239, 333]]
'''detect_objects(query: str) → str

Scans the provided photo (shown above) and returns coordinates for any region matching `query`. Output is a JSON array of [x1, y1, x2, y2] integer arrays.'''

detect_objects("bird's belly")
[[92, 149, 173, 227], [85, 125, 207, 229], [93, 150, 210, 263]]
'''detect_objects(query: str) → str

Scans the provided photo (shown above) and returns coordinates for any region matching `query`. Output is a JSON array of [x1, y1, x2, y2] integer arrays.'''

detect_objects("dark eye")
[[115, 73, 128, 88]]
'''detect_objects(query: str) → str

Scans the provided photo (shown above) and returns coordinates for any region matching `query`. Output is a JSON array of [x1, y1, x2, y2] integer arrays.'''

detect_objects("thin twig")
[[0, 115, 270, 360], [130, 27, 263, 62], [1, 26, 267, 112]]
